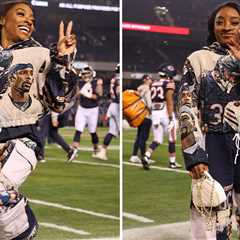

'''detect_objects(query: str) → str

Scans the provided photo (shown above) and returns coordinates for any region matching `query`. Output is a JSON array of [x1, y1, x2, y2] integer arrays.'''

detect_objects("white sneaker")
[[169, 162, 182, 169], [148, 159, 155, 164], [129, 156, 141, 163], [67, 148, 78, 163], [94, 148, 108, 160]]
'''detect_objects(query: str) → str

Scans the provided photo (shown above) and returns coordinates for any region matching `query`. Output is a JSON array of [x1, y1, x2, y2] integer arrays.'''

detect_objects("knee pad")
[[91, 133, 99, 145], [73, 131, 82, 142], [168, 142, 176, 154]]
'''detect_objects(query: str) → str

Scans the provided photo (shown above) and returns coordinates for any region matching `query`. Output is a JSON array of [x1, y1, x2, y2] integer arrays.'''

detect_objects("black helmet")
[[158, 64, 177, 78]]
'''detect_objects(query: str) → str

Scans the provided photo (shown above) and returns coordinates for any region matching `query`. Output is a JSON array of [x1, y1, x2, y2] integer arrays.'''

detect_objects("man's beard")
[[13, 83, 31, 95]]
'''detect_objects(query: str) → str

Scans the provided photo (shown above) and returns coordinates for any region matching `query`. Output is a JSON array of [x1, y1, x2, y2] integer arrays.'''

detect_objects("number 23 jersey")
[[150, 78, 175, 110]]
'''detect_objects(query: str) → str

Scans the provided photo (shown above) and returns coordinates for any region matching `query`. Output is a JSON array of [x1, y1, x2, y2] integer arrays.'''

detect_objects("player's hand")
[[189, 163, 209, 179], [57, 21, 77, 56], [167, 119, 175, 132], [227, 28, 240, 60], [52, 119, 59, 127]]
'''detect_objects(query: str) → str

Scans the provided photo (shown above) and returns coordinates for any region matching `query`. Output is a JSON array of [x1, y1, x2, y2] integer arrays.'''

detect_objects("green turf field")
[[123, 128, 239, 239], [123, 128, 189, 227], [21, 127, 119, 240]]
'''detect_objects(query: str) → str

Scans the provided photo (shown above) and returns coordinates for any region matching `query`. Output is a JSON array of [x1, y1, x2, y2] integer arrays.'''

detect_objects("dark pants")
[[132, 118, 152, 157], [37, 114, 70, 159], [206, 133, 240, 192], [205, 133, 240, 239], [49, 125, 71, 153]]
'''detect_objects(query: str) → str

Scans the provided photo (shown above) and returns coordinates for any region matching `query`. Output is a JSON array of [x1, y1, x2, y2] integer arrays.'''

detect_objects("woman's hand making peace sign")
[[57, 21, 77, 57]]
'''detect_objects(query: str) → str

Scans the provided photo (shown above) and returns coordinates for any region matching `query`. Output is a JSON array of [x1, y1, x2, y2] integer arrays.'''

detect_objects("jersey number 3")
[[209, 104, 223, 125]]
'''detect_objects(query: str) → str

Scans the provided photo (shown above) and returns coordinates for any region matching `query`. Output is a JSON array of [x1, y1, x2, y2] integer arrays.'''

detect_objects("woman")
[[129, 74, 153, 170], [0, 1, 77, 239], [178, 2, 240, 239]]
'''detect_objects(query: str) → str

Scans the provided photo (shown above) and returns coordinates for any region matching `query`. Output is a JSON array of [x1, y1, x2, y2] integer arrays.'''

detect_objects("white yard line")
[[123, 221, 190, 240], [47, 157, 119, 168], [71, 160, 119, 168], [30, 199, 119, 221], [124, 161, 188, 174], [40, 222, 90, 236], [123, 212, 154, 223], [65, 238, 119, 240], [45, 145, 119, 150], [124, 218, 239, 240], [123, 139, 181, 147]]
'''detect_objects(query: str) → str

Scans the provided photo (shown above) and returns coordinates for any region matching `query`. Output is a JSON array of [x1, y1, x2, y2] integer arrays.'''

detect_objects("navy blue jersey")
[[79, 80, 99, 108], [110, 77, 119, 103], [200, 73, 240, 132], [150, 78, 175, 103]]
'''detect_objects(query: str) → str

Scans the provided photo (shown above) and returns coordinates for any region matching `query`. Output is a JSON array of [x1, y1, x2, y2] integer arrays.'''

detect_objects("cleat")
[[169, 162, 182, 169], [92, 148, 100, 158], [94, 148, 108, 160], [67, 148, 78, 163], [37, 154, 46, 163], [141, 155, 150, 170], [129, 155, 141, 163]]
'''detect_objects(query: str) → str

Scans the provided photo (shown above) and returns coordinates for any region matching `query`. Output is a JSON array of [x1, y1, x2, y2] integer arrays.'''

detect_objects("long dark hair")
[[0, 0, 33, 18], [207, 1, 240, 45]]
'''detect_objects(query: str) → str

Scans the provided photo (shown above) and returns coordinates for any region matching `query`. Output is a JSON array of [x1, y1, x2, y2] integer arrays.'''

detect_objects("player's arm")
[[178, 60, 208, 178], [44, 22, 78, 113], [116, 84, 120, 96], [51, 111, 59, 128], [166, 88, 175, 132], [166, 89, 174, 120], [92, 78, 103, 99]]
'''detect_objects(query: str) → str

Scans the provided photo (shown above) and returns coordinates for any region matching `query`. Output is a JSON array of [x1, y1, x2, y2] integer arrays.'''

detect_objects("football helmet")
[[158, 64, 177, 78], [79, 65, 96, 82]]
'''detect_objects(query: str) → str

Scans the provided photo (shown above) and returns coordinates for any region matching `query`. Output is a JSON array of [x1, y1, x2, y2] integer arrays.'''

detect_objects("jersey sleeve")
[[178, 58, 208, 171], [43, 45, 78, 113]]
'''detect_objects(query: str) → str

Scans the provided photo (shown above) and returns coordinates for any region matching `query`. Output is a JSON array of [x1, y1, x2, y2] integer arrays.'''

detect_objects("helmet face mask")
[[81, 71, 93, 82], [79, 65, 95, 82], [158, 64, 177, 79], [158, 71, 167, 78]]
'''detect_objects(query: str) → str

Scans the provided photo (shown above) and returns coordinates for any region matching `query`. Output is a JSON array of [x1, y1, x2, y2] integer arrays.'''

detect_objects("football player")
[[95, 64, 120, 160], [143, 64, 181, 169], [69, 65, 103, 162]]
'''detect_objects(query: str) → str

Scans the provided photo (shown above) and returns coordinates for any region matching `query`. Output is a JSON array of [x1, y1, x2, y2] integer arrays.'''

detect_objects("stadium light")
[[123, 22, 190, 35], [59, 3, 119, 12], [31, 0, 48, 7]]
